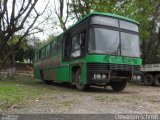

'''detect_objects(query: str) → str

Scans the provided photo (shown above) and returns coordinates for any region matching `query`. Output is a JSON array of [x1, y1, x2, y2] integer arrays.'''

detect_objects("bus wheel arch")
[[72, 66, 87, 90], [72, 66, 81, 82]]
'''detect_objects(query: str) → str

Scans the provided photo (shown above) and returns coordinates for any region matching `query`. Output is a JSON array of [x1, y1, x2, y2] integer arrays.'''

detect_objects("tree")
[[0, 0, 49, 78], [127, 0, 160, 64], [53, 0, 70, 31], [70, 0, 119, 20]]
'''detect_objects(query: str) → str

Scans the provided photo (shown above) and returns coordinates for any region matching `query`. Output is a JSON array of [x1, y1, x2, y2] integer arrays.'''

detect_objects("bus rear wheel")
[[40, 71, 52, 84], [44, 80, 53, 84], [75, 68, 87, 91], [110, 80, 127, 92]]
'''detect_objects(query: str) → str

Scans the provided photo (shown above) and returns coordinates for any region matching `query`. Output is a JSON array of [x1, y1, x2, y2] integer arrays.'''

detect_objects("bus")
[[34, 12, 142, 91]]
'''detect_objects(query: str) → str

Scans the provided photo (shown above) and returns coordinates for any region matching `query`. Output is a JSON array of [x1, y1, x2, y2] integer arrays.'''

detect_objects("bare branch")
[[64, 0, 69, 24], [10, 0, 16, 24], [15, 0, 31, 21], [0, 0, 50, 72], [53, 0, 68, 31], [19, 0, 38, 29]]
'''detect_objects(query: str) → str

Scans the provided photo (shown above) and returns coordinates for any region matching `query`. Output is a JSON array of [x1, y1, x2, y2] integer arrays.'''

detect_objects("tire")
[[40, 71, 52, 84], [40, 71, 44, 81], [143, 74, 153, 86], [110, 80, 127, 92], [75, 68, 87, 91], [44, 80, 53, 84], [154, 74, 160, 87]]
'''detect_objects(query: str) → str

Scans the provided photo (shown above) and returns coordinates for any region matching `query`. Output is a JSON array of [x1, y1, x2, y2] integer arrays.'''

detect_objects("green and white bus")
[[34, 12, 142, 91]]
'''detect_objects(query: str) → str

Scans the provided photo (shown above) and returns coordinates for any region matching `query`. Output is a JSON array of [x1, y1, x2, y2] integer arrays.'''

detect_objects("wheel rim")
[[77, 71, 83, 86]]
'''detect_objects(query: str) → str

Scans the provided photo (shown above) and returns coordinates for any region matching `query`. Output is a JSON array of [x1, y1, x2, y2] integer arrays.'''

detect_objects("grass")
[[0, 75, 78, 111], [0, 75, 53, 109]]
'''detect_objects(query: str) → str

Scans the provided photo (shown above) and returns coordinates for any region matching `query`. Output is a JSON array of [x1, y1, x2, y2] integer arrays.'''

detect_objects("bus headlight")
[[94, 74, 101, 79], [94, 74, 106, 80], [133, 75, 141, 80], [102, 74, 106, 79]]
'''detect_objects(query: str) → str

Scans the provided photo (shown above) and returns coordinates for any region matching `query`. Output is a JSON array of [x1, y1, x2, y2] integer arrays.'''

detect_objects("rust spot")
[[44, 70, 55, 80], [56, 54, 61, 65]]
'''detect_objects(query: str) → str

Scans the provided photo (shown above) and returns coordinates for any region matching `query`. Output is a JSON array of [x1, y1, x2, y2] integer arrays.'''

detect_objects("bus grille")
[[87, 63, 140, 72]]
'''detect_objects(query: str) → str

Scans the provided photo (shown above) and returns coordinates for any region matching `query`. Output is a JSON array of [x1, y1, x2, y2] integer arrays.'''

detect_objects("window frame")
[[62, 33, 71, 61], [50, 40, 57, 55], [71, 30, 86, 59], [46, 44, 50, 57]]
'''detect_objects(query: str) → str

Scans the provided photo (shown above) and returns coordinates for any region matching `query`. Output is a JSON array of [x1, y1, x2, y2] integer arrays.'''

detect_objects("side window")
[[71, 35, 81, 57], [38, 50, 41, 60], [71, 30, 86, 58], [51, 40, 57, 54], [36, 53, 38, 61], [46, 45, 50, 57], [63, 33, 71, 61], [80, 31, 86, 48], [57, 36, 62, 52], [34, 53, 37, 62], [41, 48, 46, 58], [72, 35, 81, 51]]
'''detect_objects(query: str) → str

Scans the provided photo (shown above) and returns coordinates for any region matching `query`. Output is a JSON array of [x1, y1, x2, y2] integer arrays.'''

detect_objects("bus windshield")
[[89, 28, 140, 57]]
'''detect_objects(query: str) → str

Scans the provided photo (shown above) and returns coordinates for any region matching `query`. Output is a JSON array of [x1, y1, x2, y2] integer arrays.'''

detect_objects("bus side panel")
[[61, 65, 70, 82], [48, 67, 62, 82], [43, 68, 55, 80], [82, 63, 87, 84], [43, 66, 69, 82], [55, 67, 61, 81], [34, 70, 41, 79]]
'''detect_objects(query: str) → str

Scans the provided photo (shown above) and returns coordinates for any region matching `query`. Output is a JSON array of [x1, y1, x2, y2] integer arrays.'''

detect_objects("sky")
[[33, 0, 62, 40], [33, 0, 73, 40], [7, 0, 73, 41]]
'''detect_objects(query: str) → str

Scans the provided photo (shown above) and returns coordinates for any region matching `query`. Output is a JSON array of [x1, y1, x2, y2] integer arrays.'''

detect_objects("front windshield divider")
[[118, 19, 122, 56]]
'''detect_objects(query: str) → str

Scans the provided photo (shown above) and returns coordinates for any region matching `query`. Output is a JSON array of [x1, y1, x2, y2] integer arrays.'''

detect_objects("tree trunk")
[[6, 51, 16, 79]]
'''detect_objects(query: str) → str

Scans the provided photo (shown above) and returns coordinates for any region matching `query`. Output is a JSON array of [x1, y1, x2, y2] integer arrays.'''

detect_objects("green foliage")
[[33, 34, 57, 50], [70, 0, 159, 39], [0, 76, 46, 109]]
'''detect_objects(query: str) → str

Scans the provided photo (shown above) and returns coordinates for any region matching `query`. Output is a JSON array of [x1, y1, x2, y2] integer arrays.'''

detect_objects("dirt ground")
[[4, 80, 160, 114]]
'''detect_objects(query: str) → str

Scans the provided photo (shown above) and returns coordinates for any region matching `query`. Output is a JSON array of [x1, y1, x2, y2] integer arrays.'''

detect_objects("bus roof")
[[66, 12, 139, 32], [35, 12, 139, 52], [91, 12, 139, 24]]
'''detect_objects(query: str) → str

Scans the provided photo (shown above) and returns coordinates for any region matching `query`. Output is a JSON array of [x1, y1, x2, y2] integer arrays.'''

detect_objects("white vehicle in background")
[[141, 64, 160, 86]]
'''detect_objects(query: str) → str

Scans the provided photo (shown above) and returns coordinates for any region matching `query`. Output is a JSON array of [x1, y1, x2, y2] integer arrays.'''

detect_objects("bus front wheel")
[[110, 80, 127, 92], [75, 68, 87, 91]]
